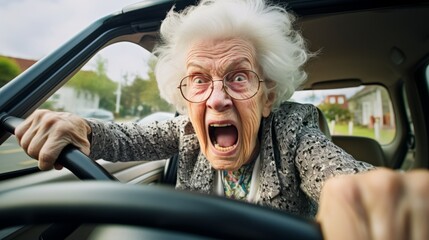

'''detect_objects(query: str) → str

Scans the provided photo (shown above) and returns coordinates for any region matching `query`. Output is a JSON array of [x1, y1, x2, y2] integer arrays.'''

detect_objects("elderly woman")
[[16, 0, 429, 239]]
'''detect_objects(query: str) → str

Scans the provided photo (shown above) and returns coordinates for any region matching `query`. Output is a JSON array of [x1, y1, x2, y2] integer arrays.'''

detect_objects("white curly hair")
[[154, 0, 309, 113]]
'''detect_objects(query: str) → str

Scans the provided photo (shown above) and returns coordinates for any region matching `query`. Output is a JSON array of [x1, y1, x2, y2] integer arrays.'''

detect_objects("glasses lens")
[[224, 70, 260, 100], [180, 74, 212, 102]]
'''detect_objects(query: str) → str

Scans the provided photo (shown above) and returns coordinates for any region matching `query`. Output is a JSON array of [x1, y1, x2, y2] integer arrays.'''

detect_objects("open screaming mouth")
[[209, 123, 238, 152]]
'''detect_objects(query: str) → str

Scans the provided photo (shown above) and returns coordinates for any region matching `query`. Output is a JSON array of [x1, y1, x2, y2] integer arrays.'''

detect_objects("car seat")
[[317, 107, 386, 167]]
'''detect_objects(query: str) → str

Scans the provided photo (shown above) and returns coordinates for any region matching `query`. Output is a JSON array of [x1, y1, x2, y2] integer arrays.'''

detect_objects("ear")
[[262, 91, 275, 117]]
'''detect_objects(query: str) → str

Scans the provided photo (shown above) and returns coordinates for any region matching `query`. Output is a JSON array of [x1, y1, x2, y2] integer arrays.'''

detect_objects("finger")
[[406, 171, 429, 240], [15, 110, 49, 135], [15, 110, 48, 150], [14, 117, 32, 140], [18, 124, 38, 154], [25, 120, 55, 160], [22, 115, 55, 160], [317, 176, 370, 240], [26, 132, 47, 160], [38, 137, 70, 171], [360, 169, 405, 240]]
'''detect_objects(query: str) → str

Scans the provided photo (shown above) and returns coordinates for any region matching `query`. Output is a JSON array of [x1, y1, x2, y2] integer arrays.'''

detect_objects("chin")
[[208, 158, 242, 171]]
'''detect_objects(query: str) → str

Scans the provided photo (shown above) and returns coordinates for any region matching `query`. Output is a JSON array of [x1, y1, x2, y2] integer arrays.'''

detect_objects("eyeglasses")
[[178, 69, 263, 103]]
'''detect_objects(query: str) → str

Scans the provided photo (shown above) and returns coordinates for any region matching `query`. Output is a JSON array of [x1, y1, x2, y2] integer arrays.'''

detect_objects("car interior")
[[0, 0, 428, 239], [298, 3, 429, 170], [316, 107, 386, 166]]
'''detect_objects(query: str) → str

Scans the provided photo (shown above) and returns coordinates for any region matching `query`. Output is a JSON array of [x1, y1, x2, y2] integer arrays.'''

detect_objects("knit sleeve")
[[86, 116, 187, 162], [294, 105, 375, 202]]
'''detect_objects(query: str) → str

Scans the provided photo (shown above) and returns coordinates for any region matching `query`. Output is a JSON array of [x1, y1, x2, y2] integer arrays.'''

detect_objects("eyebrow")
[[187, 57, 252, 73]]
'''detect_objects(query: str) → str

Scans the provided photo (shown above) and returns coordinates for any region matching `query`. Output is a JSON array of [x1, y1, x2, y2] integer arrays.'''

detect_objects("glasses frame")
[[177, 69, 264, 103]]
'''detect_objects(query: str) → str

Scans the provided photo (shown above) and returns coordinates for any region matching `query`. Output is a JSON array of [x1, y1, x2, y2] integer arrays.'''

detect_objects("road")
[[0, 137, 37, 173]]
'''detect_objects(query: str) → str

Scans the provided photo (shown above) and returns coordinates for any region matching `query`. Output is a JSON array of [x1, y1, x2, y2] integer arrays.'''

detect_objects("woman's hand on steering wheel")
[[14, 109, 91, 170]]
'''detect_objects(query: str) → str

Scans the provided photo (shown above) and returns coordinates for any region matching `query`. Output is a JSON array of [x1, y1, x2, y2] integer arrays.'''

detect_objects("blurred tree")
[[120, 57, 173, 117], [39, 100, 55, 110], [122, 76, 147, 117], [318, 103, 351, 123], [66, 57, 116, 112], [0, 56, 21, 87], [140, 58, 172, 112]]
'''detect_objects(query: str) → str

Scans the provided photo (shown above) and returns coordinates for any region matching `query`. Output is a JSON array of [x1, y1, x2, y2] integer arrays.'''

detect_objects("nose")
[[206, 80, 232, 112]]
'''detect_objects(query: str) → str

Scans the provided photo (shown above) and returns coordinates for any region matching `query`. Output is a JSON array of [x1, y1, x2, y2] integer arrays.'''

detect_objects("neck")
[[243, 139, 260, 166]]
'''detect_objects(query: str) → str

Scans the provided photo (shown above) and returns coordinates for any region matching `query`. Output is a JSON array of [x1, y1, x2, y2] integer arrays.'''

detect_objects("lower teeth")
[[214, 143, 235, 152]]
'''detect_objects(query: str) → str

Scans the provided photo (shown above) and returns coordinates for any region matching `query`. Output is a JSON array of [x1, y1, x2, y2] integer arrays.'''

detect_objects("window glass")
[[291, 85, 396, 145], [0, 42, 174, 174], [41, 42, 174, 121], [0, 137, 34, 173]]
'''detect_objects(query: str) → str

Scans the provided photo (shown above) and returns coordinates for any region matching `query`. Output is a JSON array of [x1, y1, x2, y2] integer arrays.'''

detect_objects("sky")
[[0, 0, 148, 81], [0, 0, 141, 59]]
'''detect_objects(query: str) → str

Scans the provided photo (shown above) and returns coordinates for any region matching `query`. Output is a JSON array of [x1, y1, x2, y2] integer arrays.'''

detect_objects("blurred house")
[[323, 94, 348, 108], [8, 56, 37, 71], [348, 86, 395, 128]]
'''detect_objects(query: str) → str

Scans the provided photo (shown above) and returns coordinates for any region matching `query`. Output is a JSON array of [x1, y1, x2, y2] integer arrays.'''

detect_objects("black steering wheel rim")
[[0, 182, 322, 239]]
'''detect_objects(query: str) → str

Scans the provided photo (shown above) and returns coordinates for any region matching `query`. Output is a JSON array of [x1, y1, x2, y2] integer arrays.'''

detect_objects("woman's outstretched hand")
[[317, 168, 429, 240], [15, 109, 92, 170]]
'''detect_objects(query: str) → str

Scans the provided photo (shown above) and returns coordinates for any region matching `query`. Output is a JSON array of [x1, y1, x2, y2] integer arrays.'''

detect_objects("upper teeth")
[[210, 123, 232, 127]]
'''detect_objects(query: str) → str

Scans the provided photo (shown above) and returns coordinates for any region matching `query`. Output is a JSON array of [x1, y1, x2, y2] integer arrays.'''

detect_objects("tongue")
[[214, 126, 238, 147]]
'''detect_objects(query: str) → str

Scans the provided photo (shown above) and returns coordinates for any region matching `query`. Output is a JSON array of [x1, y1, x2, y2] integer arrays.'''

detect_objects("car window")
[[291, 85, 396, 145], [40, 42, 174, 122], [0, 42, 175, 174]]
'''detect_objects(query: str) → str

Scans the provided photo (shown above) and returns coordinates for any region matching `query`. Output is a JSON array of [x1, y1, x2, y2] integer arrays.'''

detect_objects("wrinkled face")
[[185, 38, 274, 171]]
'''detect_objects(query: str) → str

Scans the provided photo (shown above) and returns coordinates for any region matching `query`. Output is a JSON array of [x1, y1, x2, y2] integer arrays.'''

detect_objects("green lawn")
[[331, 123, 395, 145]]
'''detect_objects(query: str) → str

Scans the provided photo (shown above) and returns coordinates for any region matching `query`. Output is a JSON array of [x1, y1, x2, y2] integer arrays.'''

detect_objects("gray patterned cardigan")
[[88, 102, 374, 217]]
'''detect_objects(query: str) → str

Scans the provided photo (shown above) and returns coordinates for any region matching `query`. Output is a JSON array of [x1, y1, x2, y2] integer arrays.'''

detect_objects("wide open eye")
[[228, 71, 249, 83], [190, 74, 211, 85], [181, 74, 212, 102], [224, 70, 260, 99]]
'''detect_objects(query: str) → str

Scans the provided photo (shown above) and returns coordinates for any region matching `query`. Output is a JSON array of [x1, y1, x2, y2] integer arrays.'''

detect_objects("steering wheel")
[[0, 114, 323, 239]]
